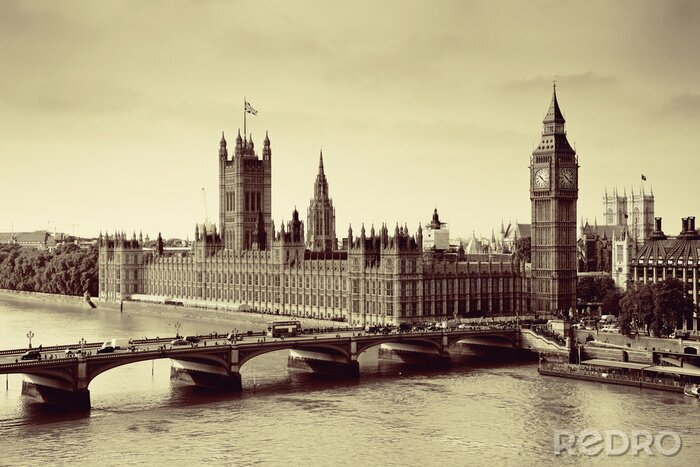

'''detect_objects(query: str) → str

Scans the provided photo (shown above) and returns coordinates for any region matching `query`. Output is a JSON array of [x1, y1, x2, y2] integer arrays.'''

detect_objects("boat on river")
[[683, 384, 700, 398]]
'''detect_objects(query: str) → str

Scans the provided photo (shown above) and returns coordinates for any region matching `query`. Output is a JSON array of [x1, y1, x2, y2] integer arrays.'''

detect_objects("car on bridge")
[[97, 345, 115, 354], [184, 336, 201, 344], [64, 348, 83, 357], [20, 350, 41, 360], [171, 339, 190, 346]]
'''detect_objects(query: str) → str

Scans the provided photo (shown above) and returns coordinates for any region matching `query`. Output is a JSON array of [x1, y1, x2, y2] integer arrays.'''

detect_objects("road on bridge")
[[0, 325, 517, 366]]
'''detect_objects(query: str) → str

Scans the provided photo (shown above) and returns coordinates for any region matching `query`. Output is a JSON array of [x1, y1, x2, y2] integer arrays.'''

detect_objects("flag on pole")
[[245, 100, 257, 115], [641, 174, 647, 181]]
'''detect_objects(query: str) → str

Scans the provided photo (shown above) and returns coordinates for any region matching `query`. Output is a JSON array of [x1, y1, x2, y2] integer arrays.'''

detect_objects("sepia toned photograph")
[[1, 1, 698, 465]]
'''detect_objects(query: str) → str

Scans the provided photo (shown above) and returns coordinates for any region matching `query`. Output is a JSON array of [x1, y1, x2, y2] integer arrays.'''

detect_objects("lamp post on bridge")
[[26, 330, 35, 349], [174, 322, 182, 339], [79, 337, 86, 353]]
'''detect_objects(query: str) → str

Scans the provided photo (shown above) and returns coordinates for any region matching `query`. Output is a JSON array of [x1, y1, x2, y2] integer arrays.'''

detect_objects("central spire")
[[543, 81, 565, 124], [542, 81, 566, 136]]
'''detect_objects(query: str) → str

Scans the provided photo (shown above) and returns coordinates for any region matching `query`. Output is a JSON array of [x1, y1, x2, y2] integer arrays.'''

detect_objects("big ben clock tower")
[[530, 83, 578, 315]]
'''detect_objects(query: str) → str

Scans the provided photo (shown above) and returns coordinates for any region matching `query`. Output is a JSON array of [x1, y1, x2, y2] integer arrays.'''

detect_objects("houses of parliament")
[[98, 87, 579, 325]]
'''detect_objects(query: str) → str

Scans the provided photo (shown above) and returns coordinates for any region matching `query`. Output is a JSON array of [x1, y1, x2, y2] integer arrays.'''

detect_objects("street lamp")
[[174, 321, 182, 338], [26, 331, 34, 349], [79, 337, 87, 353]]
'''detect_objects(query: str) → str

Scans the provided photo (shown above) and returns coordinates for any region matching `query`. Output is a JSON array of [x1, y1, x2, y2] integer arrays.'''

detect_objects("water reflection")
[[3, 297, 700, 465]]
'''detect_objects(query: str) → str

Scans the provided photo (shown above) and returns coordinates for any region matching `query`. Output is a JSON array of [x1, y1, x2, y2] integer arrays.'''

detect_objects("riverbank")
[[0, 289, 342, 329]]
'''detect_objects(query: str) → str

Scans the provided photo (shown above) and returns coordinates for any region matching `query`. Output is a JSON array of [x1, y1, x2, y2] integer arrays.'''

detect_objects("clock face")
[[534, 168, 549, 188], [560, 168, 575, 188]]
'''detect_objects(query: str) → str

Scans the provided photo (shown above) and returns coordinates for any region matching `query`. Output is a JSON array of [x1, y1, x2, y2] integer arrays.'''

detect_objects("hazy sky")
[[1, 0, 698, 240]]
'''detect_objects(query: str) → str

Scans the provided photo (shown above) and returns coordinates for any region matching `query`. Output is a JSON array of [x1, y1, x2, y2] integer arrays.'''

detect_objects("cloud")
[[659, 94, 700, 119], [503, 72, 619, 91], [0, 79, 143, 114]]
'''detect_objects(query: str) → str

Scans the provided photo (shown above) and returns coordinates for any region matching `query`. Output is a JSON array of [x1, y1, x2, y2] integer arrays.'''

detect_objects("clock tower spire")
[[530, 83, 579, 316]]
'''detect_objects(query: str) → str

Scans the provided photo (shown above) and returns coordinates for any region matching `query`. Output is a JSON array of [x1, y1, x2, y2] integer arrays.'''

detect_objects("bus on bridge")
[[267, 320, 301, 338]]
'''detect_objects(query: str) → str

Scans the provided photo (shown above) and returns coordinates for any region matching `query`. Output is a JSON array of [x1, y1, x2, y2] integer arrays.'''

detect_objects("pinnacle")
[[543, 84, 565, 124]]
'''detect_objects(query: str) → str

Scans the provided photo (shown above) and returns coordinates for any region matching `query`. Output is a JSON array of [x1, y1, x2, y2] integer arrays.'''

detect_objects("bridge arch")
[[17, 366, 78, 391], [237, 341, 350, 369], [354, 335, 445, 358], [446, 332, 517, 349], [86, 350, 231, 387]]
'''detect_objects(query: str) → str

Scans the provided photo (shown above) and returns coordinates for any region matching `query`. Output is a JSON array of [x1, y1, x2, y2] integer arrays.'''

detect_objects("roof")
[[645, 365, 700, 377], [543, 87, 566, 124], [581, 359, 650, 370], [634, 236, 700, 263], [0, 231, 51, 244], [515, 223, 531, 238], [581, 224, 624, 240]]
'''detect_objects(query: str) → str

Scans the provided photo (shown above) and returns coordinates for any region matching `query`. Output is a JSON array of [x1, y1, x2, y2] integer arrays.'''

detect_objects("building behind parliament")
[[98, 91, 578, 325]]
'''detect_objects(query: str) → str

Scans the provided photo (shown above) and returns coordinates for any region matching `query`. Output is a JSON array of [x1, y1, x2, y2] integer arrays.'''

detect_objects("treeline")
[[0, 243, 98, 297], [618, 278, 695, 337], [577, 275, 623, 315], [578, 275, 694, 337]]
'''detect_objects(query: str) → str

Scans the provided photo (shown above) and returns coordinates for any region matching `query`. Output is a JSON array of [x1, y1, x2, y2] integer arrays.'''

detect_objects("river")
[[0, 296, 698, 466]]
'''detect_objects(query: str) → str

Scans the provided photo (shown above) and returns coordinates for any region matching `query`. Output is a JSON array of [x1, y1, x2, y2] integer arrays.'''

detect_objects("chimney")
[[655, 217, 662, 232], [682, 217, 689, 233], [691, 216, 696, 232]]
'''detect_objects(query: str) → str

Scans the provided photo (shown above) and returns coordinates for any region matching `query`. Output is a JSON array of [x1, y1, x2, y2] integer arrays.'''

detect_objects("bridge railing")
[[0, 342, 104, 357], [528, 325, 567, 347]]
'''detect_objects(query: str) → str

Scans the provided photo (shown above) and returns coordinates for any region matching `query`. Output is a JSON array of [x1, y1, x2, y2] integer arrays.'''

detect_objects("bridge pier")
[[377, 343, 451, 368], [170, 360, 242, 391], [287, 350, 360, 377], [21, 380, 90, 410]]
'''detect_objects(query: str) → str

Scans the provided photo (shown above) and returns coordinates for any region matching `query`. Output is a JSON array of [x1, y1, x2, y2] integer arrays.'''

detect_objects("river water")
[[0, 296, 698, 466]]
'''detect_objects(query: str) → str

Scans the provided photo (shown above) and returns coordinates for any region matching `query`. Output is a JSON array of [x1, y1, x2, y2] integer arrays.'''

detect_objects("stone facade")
[[99, 128, 533, 325], [602, 186, 654, 243], [530, 85, 579, 314], [306, 151, 337, 251], [612, 216, 700, 331]]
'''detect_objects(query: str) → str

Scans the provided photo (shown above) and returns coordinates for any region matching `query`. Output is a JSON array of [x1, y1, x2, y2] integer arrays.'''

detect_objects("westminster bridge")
[[0, 327, 569, 409]]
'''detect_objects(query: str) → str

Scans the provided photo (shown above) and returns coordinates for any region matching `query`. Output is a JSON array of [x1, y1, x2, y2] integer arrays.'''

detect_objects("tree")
[[0, 243, 98, 297], [619, 283, 654, 336], [577, 276, 598, 304], [600, 289, 622, 315], [577, 275, 616, 304], [651, 278, 695, 337], [619, 278, 695, 337], [515, 237, 531, 263]]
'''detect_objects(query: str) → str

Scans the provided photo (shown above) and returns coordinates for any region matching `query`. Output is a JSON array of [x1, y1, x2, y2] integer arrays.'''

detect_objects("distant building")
[[577, 221, 620, 273], [423, 209, 449, 251], [0, 231, 59, 250], [602, 185, 654, 243], [99, 129, 531, 325], [495, 221, 530, 254], [578, 186, 655, 274], [615, 216, 700, 331], [306, 151, 337, 251]]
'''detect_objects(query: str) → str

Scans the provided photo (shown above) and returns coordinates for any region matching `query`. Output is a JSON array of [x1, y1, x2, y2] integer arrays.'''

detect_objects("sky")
[[1, 0, 699, 241]]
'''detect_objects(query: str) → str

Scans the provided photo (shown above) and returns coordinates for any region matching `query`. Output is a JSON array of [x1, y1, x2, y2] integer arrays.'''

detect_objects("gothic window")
[[245, 192, 250, 211], [606, 208, 614, 225]]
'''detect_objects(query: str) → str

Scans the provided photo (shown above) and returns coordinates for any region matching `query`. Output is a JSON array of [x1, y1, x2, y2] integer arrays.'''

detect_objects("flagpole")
[[244, 97, 247, 139]]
